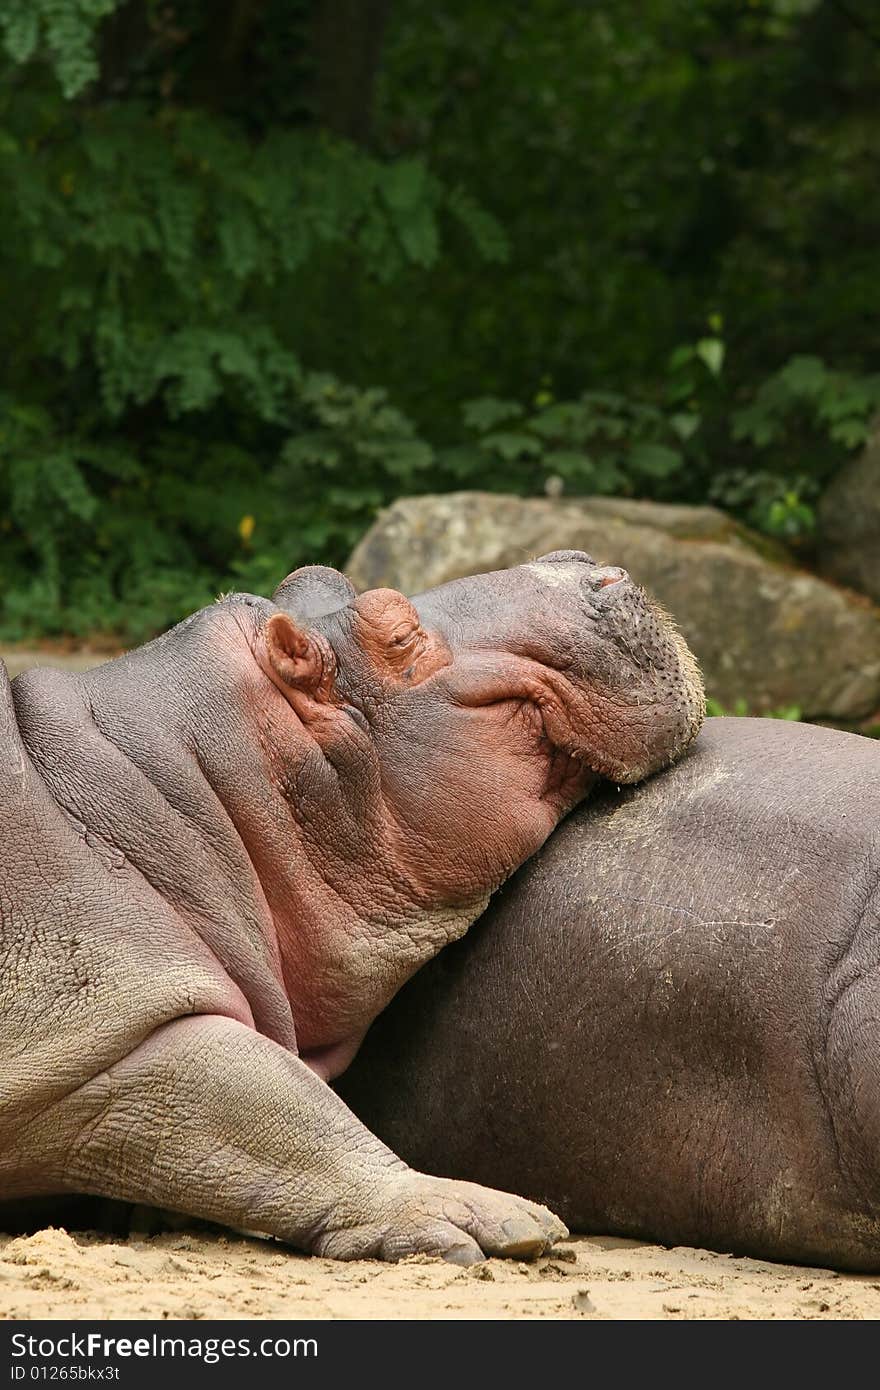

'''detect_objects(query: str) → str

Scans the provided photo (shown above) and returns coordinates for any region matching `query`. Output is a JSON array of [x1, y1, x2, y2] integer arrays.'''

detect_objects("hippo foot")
[[312, 1172, 567, 1265]]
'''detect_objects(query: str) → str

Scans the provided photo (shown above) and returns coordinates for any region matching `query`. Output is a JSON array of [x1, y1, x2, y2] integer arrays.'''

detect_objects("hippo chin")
[[0, 553, 701, 1264], [340, 716, 880, 1272]]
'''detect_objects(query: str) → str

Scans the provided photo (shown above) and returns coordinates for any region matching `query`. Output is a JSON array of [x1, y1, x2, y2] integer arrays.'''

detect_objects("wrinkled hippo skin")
[[0, 554, 702, 1264], [341, 717, 880, 1271]]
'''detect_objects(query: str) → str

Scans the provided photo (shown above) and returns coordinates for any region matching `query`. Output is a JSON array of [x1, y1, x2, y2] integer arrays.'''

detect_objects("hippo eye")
[[389, 626, 419, 650]]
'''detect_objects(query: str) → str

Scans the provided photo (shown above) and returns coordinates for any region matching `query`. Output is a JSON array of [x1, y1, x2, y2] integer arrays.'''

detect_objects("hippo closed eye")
[[0, 555, 701, 1264]]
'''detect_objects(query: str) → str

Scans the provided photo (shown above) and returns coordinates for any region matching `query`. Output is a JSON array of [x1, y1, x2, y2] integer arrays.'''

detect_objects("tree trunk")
[[309, 0, 391, 146]]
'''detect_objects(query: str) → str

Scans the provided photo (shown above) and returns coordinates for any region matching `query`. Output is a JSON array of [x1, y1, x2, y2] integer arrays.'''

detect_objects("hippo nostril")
[[586, 565, 628, 592]]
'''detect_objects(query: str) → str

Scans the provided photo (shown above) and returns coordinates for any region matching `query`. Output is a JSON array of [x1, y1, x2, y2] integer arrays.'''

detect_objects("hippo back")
[[340, 717, 880, 1268]]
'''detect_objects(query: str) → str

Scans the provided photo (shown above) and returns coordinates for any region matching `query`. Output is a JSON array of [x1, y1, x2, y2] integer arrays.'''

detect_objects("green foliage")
[[447, 390, 685, 496], [370, 0, 880, 428], [231, 372, 435, 596], [705, 698, 803, 721], [0, 1, 878, 643], [731, 356, 880, 453], [708, 356, 880, 536], [0, 4, 506, 640], [707, 472, 819, 540], [446, 336, 878, 540], [0, 369, 438, 639], [0, 0, 121, 98]]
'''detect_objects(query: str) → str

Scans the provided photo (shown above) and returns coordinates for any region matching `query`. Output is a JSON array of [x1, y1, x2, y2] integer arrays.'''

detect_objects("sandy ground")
[[2, 1226, 880, 1321]]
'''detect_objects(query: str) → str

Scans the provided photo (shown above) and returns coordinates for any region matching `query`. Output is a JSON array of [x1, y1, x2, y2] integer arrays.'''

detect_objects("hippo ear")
[[272, 565, 357, 622], [263, 612, 335, 702]]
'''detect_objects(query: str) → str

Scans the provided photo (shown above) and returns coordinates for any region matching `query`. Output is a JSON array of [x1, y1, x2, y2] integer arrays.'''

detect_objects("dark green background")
[[1, 0, 877, 641]]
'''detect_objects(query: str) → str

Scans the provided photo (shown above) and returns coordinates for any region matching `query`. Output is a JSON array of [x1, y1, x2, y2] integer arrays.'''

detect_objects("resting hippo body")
[[341, 717, 880, 1271], [0, 554, 701, 1263]]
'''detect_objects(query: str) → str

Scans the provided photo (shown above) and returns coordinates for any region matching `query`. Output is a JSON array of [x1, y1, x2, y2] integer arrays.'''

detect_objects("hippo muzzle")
[[411, 548, 704, 786]]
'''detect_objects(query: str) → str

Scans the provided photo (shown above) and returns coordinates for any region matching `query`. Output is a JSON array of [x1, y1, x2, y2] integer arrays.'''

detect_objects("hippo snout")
[[531, 551, 628, 595]]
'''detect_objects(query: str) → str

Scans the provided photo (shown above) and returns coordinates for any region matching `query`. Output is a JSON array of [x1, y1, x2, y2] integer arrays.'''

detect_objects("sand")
[[2, 1226, 879, 1321]]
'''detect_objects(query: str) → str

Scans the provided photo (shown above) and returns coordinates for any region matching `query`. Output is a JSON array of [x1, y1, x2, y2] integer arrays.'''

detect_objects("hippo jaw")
[[585, 588, 705, 784], [542, 590, 705, 785]]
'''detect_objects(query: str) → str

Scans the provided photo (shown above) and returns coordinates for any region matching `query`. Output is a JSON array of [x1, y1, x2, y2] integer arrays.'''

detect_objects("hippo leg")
[[29, 1015, 564, 1263]]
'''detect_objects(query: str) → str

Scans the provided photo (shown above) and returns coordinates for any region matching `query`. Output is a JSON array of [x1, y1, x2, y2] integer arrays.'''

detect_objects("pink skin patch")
[[301, 1032, 370, 1082]]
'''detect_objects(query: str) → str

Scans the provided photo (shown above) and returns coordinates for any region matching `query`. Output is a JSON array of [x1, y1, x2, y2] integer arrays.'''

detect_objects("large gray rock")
[[818, 429, 880, 605], [347, 492, 880, 720]]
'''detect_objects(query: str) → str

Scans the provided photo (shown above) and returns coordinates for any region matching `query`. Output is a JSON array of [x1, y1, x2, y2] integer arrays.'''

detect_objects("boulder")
[[818, 429, 880, 605], [346, 492, 880, 720]]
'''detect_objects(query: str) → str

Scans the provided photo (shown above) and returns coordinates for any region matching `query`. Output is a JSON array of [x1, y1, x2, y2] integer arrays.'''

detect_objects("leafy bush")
[[442, 390, 684, 497], [709, 357, 880, 538], [1, 2, 878, 642], [0, 2, 506, 639]]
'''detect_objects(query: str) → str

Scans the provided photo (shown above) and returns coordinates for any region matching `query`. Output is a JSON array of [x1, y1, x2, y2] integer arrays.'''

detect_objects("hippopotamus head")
[[235, 552, 702, 1071], [263, 554, 700, 868]]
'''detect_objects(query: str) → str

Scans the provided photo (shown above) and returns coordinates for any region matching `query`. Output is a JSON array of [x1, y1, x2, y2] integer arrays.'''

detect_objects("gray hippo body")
[[341, 717, 880, 1270]]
